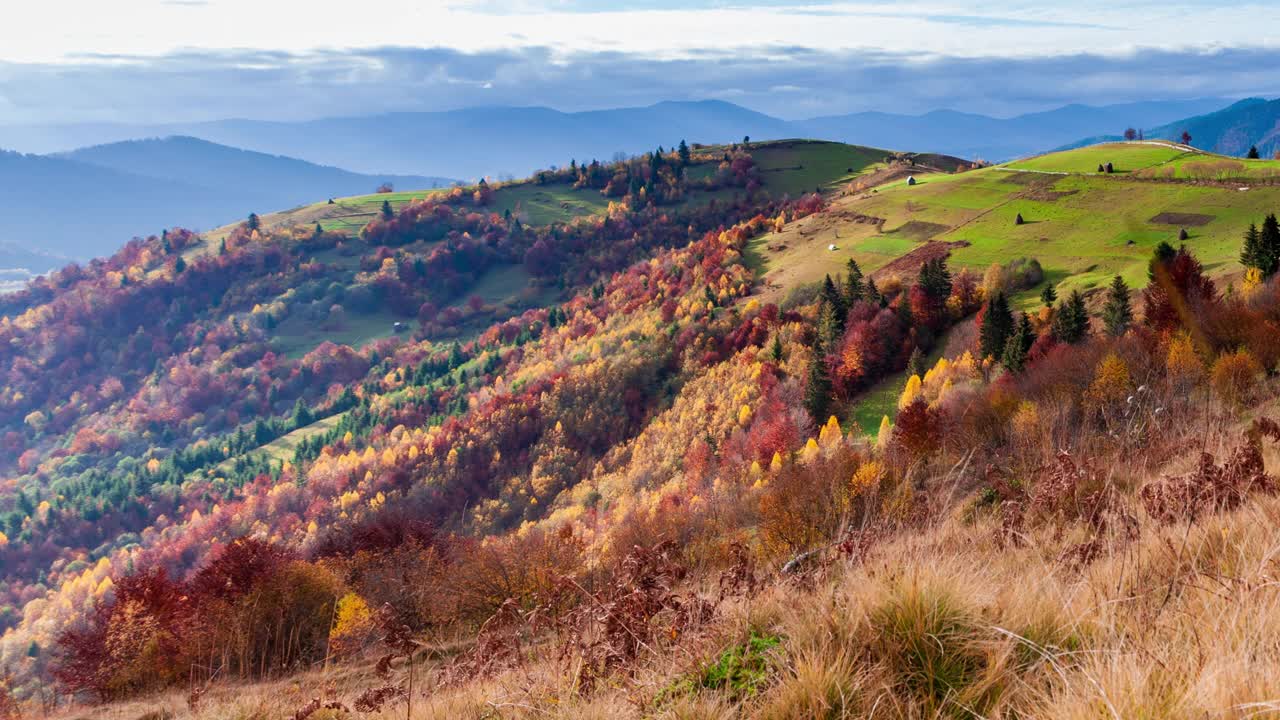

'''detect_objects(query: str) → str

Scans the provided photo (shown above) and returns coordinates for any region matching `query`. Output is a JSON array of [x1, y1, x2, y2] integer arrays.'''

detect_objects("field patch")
[[1023, 187, 1080, 202], [998, 171, 1054, 186], [873, 241, 969, 279], [1150, 212, 1214, 227], [885, 220, 951, 241], [1008, 143, 1190, 175]]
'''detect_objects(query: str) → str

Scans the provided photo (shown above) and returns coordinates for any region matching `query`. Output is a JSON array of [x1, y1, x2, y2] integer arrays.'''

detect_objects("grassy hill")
[[182, 140, 889, 359], [752, 141, 1280, 307], [202, 137, 1279, 430]]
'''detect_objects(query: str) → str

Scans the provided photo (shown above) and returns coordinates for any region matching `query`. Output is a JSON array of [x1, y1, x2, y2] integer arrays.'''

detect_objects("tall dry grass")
[[48, 405, 1280, 720]]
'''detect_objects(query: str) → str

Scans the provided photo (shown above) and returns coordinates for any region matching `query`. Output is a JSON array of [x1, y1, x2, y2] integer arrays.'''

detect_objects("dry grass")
[[49, 410, 1280, 720]]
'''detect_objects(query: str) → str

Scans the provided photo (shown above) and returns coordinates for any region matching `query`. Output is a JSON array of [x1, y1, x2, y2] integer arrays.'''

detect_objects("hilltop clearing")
[[752, 141, 1280, 308]]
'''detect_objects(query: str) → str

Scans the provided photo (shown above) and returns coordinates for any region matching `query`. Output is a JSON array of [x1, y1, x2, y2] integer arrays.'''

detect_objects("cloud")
[[0, 44, 1277, 137]]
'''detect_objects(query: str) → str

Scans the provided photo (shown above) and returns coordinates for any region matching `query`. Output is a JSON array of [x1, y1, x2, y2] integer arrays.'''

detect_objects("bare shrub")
[[1139, 417, 1280, 523]]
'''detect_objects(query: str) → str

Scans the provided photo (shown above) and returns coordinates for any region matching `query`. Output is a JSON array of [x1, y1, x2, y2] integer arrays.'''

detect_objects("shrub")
[[756, 650, 861, 720], [1165, 332, 1206, 392], [872, 580, 1002, 714], [758, 446, 865, 557], [1210, 349, 1263, 408], [1085, 353, 1133, 425], [893, 399, 943, 461]]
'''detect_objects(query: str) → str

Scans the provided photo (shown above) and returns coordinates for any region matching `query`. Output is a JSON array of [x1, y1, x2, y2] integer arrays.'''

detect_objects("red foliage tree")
[[1143, 245, 1216, 335], [893, 399, 943, 460]]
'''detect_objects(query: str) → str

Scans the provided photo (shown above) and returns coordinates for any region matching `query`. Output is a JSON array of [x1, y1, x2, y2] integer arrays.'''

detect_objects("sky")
[[0, 0, 1278, 125]]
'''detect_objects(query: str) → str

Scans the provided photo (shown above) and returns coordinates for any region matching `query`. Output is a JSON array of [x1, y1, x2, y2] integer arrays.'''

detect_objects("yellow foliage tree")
[[818, 416, 842, 448], [1086, 353, 1133, 412], [1211, 349, 1263, 408], [1242, 267, 1264, 297], [1010, 400, 1041, 448], [898, 374, 923, 410], [851, 461, 883, 496], [876, 415, 892, 449], [1165, 332, 1206, 388], [329, 592, 374, 657], [799, 437, 821, 465]]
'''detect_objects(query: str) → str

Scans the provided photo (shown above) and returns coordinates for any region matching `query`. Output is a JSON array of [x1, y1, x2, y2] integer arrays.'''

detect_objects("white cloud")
[[0, 1, 1275, 129], [3, 0, 1276, 64]]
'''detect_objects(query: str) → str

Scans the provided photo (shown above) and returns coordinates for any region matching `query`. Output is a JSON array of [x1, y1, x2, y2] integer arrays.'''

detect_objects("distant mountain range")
[[0, 137, 453, 263], [2, 96, 1273, 270], [1, 98, 1235, 180], [1062, 98, 1280, 157], [796, 98, 1233, 163], [1143, 98, 1280, 158]]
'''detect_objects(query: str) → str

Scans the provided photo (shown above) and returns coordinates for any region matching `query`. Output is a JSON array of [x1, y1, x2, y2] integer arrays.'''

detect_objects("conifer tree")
[[381, 199, 394, 220], [979, 292, 1014, 360], [917, 257, 952, 302], [1261, 214, 1280, 276], [1249, 146, 1261, 159], [678, 139, 691, 166], [247, 212, 261, 231], [290, 399, 314, 428], [817, 298, 843, 348], [821, 274, 847, 328], [770, 335, 784, 364], [1053, 289, 1090, 343], [1001, 313, 1034, 372], [895, 294, 915, 328], [1149, 241, 1177, 281], [843, 258, 865, 306], [865, 277, 884, 307], [1040, 283, 1057, 307], [907, 346, 925, 379], [1102, 275, 1133, 337], [804, 338, 832, 425]]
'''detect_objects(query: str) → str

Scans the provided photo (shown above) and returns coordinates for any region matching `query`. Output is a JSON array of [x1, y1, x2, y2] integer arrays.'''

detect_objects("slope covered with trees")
[[0, 140, 859, 700], [6, 139, 1280, 719]]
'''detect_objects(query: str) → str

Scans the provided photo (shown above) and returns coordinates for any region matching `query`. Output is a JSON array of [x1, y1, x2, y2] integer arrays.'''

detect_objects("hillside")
[[6, 139, 1280, 718], [0, 140, 451, 261], [750, 141, 1280, 305], [0, 150, 222, 259], [1146, 97, 1280, 158], [1064, 98, 1280, 158]]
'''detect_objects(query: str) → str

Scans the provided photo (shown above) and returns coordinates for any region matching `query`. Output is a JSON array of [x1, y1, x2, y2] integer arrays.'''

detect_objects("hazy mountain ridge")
[[799, 98, 1232, 161], [0, 139, 454, 260], [1146, 97, 1280, 157], [2, 97, 1236, 179], [57, 136, 453, 199]]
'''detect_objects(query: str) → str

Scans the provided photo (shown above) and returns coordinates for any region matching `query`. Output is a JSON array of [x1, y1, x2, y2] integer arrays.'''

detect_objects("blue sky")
[[0, 0, 1277, 125]]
